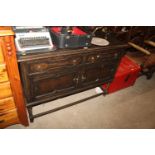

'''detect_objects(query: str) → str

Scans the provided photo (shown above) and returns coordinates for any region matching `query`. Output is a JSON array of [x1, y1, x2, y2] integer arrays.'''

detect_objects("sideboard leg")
[[102, 82, 110, 95], [28, 107, 34, 122]]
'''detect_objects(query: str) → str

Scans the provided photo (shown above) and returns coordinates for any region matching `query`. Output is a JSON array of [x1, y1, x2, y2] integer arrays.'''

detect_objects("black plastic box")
[[50, 27, 92, 48]]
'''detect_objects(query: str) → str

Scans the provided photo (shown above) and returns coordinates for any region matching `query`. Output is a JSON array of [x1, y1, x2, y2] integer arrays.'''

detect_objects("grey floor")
[[8, 75, 155, 129]]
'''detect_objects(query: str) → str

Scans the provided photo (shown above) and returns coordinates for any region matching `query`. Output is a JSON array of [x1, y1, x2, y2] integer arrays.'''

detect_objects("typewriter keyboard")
[[19, 37, 50, 47]]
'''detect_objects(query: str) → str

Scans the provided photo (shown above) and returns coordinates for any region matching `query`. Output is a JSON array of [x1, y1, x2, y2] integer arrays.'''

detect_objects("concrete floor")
[[8, 75, 155, 129]]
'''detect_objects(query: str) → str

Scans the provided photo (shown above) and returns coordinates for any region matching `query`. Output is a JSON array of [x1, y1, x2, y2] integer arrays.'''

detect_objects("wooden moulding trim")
[[1, 33, 29, 126], [0, 30, 14, 37], [0, 27, 14, 36]]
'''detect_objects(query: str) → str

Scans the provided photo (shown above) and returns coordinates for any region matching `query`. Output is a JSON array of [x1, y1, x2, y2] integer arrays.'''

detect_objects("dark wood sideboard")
[[18, 43, 129, 122]]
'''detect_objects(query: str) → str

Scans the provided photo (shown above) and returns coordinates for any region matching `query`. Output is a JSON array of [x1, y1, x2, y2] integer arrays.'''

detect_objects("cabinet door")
[[30, 69, 80, 101], [80, 63, 116, 87]]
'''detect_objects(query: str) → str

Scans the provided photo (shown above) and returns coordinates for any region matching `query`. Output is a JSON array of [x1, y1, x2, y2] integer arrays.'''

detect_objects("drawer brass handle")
[[37, 65, 41, 69], [97, 55, 100, 58], [91, 56, 95, 60], [81, 75, 86, 82], [90, 56, 95, 63], [73, 77, 79, 84], [72, 59, 77, 65], [114, 53, 118, 58], [32, 63, 49, 72], [95, 78, 99, 82]]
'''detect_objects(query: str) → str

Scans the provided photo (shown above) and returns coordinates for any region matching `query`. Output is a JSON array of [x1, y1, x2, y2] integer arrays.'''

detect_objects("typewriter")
[[13, 26, 55, 55]]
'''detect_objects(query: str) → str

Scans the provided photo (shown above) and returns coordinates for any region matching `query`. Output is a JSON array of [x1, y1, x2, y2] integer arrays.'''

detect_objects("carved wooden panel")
[[31, 70, 79, 100], [28, 54, 83, 74], [80, 63, 115, 87]]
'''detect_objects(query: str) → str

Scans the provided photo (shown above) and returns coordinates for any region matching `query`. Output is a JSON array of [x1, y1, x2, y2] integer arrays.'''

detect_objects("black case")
[[50, 27, 92, 48]]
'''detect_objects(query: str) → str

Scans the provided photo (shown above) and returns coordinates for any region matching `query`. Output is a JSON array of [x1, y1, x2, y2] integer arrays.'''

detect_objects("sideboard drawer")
[[0, 63, 9, 83], [28, 54, 83, 75], [85, 50, 120, 64], [0, 82, 12, 99], [0, 97, 15, 113]]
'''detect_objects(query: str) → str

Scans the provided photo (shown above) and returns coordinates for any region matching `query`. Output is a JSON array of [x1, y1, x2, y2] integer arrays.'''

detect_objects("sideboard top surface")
[[17, 44, 129, 62]]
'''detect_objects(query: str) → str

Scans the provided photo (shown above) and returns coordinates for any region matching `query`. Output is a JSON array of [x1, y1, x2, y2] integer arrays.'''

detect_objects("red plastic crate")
[[102, 55, 141, 93]]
